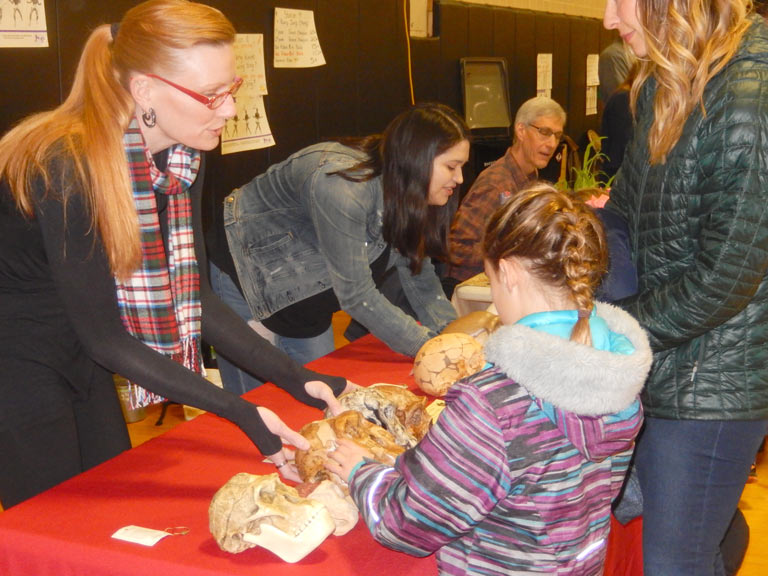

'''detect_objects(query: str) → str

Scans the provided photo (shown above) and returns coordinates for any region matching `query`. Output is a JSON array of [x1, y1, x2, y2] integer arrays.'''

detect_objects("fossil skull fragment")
[[413, 332, 485, 397], [328, 383, 431, 448], [295, 410, 404, 484]]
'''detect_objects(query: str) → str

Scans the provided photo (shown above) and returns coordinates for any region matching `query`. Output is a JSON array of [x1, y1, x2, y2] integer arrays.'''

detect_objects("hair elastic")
[[110, 23, 120, 42], [577, 309, 591, 319]]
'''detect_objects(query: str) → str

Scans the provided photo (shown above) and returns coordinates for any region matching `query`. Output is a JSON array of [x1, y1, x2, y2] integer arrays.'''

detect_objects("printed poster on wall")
[[221, 34, 275, 155], [585, 54, 599, 115], [536, 53, 553, 99], [0, 0, 48, 48]]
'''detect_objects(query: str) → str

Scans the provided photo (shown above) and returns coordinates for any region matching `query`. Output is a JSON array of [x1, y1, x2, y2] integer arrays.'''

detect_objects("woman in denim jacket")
[[224, 103, 468, 361]]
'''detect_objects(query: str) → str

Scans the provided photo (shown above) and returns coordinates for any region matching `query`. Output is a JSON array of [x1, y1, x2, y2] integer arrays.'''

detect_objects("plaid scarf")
[[115, 117, 202, 409]]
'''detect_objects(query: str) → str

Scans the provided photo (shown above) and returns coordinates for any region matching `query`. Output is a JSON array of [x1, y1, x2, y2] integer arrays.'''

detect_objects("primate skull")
[[209, 472, 335, 562]]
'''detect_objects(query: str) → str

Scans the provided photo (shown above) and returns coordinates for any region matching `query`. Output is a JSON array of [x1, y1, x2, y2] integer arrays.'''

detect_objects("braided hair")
[[482, 183, 608, 345]]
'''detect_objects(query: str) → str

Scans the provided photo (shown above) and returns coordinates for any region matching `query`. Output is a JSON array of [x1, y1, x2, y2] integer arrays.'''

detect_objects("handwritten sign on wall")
[[221, 34, 274, 155], [273, 7, 326, 68], [235, 33, 268, 95]]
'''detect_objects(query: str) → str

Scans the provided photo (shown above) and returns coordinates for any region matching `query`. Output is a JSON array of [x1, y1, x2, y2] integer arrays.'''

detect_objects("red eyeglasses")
[[146, 73, 243, 110]]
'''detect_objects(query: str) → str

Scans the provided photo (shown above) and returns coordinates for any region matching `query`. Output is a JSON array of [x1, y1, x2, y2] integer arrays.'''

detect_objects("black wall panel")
[[1, 0, 618, 199], [511, 11, 537, 112], [0, 0, 59, 131], [436, 1, 468, 110], [410, 37, 441, 103], [551, 15, 572, 116], [316, 0, 361, 140], [467, 6, 495, 56], [357, 0, 411, 134], [491, 9, 517, 119]]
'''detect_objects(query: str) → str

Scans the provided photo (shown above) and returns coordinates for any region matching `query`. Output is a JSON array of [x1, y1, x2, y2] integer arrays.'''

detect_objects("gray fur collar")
[[483, 302, 652, 416]]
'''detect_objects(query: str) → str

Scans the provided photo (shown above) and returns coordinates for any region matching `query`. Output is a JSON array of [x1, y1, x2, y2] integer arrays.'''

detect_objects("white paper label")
[[112, 525, 171, 546]]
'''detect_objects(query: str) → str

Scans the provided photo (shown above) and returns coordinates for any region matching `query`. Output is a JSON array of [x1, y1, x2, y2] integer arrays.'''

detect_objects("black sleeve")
[[35, 171, 286, 454], [190, 176, 348, 406]]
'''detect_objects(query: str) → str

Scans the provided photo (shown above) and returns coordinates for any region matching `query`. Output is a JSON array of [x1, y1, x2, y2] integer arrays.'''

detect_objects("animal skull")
[[209, 472, 335, 562]]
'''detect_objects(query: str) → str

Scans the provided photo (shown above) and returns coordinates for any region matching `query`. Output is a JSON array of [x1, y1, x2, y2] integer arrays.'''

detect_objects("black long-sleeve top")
[[0, 153, 346, 455]]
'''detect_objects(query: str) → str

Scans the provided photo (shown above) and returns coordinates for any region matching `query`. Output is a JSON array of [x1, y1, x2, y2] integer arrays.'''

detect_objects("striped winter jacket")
[[348, 302, 651, 575]]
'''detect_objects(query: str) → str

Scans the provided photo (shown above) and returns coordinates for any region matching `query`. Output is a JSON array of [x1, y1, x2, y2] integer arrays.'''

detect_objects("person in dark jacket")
[[599, 63, 637, 184], [0, 0, 351, 509], [603, 0, 768, 573]]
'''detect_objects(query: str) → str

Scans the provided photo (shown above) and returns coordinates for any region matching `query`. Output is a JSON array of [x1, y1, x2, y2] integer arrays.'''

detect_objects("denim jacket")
[[223, 142, 457, 357]]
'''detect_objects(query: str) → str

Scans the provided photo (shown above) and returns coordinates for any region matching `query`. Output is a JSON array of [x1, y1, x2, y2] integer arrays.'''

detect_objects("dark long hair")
[[334, 102, 470, 273]]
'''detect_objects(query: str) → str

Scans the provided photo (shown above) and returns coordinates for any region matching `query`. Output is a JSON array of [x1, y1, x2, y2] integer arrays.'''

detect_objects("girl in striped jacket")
[[327, 182, 651, 575]]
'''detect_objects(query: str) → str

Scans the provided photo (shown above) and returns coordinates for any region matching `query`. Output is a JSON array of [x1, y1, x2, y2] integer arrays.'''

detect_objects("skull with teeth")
[[209, 473, 335, 562]]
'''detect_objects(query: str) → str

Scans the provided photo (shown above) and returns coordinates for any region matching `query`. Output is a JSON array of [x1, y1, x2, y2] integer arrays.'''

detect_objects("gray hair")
[[514, 96, 566, 127]]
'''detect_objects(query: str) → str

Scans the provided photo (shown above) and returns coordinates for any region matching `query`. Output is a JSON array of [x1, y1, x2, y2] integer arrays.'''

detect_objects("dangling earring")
[[141, 108, 156, 128]]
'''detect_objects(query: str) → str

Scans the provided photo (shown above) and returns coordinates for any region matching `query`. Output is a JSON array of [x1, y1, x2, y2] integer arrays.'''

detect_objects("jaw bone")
[[241, 505, 335, 563], [209, 472, 335, 562]]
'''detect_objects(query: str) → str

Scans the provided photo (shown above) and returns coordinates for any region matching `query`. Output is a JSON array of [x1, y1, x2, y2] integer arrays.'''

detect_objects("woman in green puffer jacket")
[[603, 0, 768, 573]]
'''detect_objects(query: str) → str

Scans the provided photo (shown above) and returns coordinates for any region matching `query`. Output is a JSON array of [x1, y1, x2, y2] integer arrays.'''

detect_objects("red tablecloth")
[[0, 334, 643, 575]]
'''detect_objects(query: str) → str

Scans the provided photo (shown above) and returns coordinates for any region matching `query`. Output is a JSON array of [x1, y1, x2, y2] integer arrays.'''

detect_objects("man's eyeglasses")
[[147, 73, 243, 110], [528, 123, 564, 141]]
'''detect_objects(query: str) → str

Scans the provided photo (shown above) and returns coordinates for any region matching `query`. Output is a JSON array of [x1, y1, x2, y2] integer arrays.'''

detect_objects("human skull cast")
[[209, 472, 335, 562]]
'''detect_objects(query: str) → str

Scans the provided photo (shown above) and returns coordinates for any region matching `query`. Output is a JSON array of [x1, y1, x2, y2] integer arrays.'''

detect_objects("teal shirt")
[[516, 309, 635, 355]]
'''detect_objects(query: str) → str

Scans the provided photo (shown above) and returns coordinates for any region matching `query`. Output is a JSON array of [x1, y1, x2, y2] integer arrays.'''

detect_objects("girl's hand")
[[325, 437, 374, 481], [304, 380, 360, 416]]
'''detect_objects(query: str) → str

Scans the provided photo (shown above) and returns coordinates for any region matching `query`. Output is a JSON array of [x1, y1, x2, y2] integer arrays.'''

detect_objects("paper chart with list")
[[273, 7, 325, 68]]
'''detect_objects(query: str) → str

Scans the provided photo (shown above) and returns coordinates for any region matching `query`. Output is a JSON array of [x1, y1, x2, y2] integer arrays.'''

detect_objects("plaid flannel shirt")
[[448, 148, 535, 281]]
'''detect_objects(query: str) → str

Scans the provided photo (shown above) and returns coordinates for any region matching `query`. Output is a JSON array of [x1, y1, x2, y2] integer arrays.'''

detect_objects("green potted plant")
[[557, 131, 614, 192]]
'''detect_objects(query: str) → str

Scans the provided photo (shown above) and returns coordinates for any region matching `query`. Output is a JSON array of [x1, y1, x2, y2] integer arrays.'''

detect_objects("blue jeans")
[[272, 325, 335, 367], [635, 417, 767, 575], [208, 262, 264, 395]]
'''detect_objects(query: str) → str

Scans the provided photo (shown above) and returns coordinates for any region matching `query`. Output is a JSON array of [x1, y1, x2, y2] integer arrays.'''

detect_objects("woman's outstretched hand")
[[257, 406, 308, 482], [304, 379, 360, 416]]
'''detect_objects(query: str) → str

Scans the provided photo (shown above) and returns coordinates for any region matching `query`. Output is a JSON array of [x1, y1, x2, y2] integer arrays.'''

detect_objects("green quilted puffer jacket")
[[606, 15, 768, 421]]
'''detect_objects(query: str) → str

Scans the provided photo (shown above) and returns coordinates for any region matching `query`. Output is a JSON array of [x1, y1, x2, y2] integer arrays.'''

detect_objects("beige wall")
[[460, 0, 607, 21]]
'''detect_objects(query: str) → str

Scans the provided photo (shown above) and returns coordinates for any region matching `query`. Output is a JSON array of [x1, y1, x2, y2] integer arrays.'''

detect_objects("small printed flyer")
[[0, 0, 49, 48]]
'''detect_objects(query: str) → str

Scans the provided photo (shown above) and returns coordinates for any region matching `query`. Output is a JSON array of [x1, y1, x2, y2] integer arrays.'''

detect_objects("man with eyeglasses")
[[446, 97, 566, 286]]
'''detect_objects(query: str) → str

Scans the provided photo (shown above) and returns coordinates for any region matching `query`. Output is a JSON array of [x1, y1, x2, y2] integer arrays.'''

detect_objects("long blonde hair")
[[0, 0, 235, 279], [483, 183, 608, 346], [631, 0, 751, 164]]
